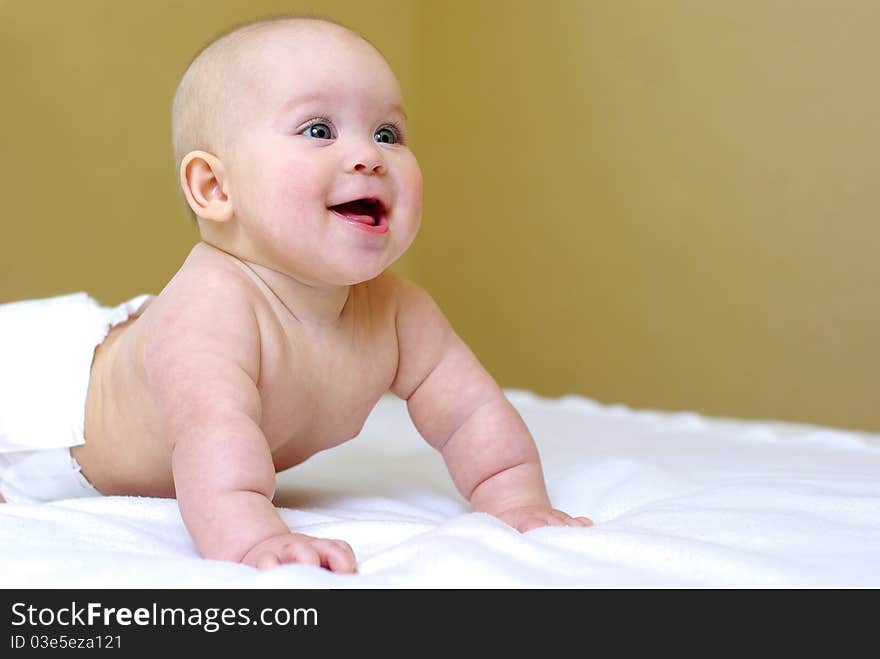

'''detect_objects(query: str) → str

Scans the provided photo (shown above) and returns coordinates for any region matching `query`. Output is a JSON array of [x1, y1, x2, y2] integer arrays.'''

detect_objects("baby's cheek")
[[398, 157, 423, 212], [401, 152, 423, 190], [263, 199, 315, 250], [259, 173, 315, 226]]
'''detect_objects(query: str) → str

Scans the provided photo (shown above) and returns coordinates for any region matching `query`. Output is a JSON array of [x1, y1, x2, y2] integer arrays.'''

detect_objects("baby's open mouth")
[[328, 198, 387, 227]]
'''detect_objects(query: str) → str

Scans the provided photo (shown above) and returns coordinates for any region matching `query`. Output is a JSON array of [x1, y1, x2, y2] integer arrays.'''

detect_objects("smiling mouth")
[[327, 198, 387, 227]]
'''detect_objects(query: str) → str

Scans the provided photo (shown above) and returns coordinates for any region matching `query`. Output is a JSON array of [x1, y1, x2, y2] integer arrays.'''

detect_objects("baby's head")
[[172, 16, 422, 286]]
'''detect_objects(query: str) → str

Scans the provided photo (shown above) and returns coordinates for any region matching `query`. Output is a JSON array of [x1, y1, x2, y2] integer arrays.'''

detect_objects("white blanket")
[[1, 390, 878, 587]]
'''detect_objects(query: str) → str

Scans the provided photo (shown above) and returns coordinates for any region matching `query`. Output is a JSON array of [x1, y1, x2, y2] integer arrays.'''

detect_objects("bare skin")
[[66, 19, 591, 572], [74, 243, 589, 571]]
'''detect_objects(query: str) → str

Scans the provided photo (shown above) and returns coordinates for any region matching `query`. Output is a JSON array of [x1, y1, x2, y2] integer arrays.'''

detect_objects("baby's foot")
[[240, 532, 357, 572], [494, 505, 593, 533]]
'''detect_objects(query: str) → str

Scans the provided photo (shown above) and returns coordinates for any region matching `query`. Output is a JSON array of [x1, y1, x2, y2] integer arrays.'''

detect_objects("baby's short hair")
[[170, 13, 354, 221]]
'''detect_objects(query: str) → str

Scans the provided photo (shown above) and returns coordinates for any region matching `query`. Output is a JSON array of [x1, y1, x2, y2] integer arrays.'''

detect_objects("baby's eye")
[[301, 121, 334, 140], [374, 125, 401, 144]]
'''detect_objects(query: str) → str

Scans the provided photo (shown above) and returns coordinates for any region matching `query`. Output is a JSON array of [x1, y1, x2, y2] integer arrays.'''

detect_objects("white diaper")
[[0, 291, 152, 503]]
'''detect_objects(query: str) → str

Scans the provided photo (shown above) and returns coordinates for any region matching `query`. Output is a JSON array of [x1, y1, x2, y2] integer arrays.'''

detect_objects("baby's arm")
[[389, 276, 591, 531], [145, 275, 355, 571]]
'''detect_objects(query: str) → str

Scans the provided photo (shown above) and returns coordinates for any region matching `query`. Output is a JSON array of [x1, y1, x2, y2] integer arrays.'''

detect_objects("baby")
[[0, 16, 590, 571]]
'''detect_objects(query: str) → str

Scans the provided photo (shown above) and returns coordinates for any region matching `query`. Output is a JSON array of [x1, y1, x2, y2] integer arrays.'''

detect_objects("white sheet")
[[1, 390, 878, 587]]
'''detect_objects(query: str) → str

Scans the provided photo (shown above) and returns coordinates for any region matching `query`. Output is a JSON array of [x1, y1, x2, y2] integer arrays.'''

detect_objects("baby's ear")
[[179, 151, 234, 222]]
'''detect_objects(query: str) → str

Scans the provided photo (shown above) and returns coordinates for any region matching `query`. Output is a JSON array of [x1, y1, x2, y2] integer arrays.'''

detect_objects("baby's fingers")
[[255, 552, 281, 570], [518, 512, 563, 532], [279, 541, 322, 568], [550, 509, 593, 527], [518, 510, 594, 532], [311, 539, 357, 574]]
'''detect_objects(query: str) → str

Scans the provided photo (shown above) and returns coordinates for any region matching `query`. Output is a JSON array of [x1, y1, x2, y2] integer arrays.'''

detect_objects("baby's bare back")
[[74, 243, 400, 498]]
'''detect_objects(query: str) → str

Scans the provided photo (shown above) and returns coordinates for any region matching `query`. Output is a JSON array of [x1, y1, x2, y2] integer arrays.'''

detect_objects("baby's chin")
[[201, 231, 396, 287], [291, 243, 409, 286], [316, 261, 395, 287]]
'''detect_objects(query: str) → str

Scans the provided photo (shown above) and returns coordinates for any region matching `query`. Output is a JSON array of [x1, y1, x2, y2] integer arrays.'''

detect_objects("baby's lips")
[[331, 207, 376, 226], [328, 197, 388, 226]]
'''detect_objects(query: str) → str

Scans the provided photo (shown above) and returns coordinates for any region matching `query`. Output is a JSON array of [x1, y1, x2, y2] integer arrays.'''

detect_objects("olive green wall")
[[0, 0, 421, 299], [2, 1, 878, 430]]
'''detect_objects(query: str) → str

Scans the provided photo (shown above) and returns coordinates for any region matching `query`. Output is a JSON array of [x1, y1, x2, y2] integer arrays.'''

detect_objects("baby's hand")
[[494, 505, 593, 533], [240, 532, 357, 573]]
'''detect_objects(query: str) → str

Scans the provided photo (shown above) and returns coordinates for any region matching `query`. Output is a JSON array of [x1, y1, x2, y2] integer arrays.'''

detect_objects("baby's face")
[[223, 24, 422, 286]]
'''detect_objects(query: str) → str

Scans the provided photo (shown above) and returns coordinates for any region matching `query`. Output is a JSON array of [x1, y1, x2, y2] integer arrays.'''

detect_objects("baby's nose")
[[348, 144, 386, 175], [353, 161, 385, 174]]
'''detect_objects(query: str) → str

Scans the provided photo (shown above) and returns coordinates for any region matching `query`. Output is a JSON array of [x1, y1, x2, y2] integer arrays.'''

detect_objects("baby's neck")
[[196, 241, 351, 326], [240, 258, 352, 327]]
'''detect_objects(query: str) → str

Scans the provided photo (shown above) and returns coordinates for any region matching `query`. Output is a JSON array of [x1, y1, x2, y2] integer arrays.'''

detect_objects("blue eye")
[[374, 126, 400, 144], [302, 121, 333, 140]]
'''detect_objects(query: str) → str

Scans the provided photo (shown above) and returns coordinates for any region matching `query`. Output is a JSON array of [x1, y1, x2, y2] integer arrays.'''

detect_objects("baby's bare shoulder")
[[378, 271, 455, 398], [374, 270, 446, 327], [143, 243, 263, 376], [138, 245, 264, 440], [161, 242, 262, 307]]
